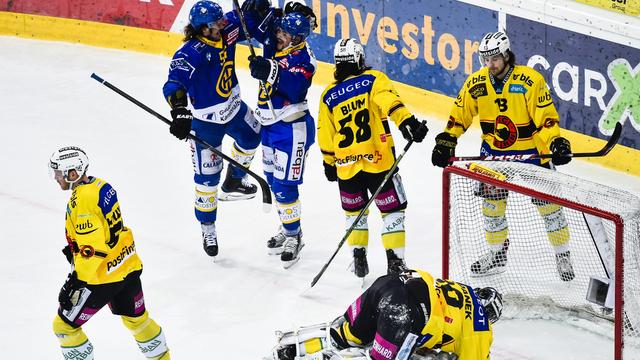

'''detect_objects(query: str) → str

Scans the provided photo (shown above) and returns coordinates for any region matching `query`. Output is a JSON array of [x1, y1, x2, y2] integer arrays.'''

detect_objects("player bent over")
[[49, 146, 169, 360], [248, 8, 317, 268], [267, 269, 502, 360], [318, 38, 428, 278], [431, 31, 575, 281], [163, 0, 273, 257]]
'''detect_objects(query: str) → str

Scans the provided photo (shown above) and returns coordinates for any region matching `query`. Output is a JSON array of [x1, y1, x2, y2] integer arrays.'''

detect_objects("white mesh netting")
[[445, 161, 640, 358]]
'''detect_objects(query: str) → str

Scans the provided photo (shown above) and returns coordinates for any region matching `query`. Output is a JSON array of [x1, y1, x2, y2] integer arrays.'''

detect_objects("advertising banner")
[[508, 15, 640, 149], [574, 0, 640, 16]]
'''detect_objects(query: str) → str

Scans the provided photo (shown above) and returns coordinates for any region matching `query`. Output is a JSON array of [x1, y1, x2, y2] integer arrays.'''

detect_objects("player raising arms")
[[317, 38, 428, 279], [268, 269, 502, 360], [247, 6, 317, 268], [431, 32, 575, 281], [49, 147, 170, 360], [162, 0, 274, 258]]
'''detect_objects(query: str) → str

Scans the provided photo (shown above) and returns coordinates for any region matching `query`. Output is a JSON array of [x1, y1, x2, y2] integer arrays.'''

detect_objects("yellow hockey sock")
[[346, 210, 369, 247], [482, 198, 508, 247], [535, 202, 570, 249], [122, 311, 170, 359], [382, 211, 405, 250], [53, 315, 94, 359]]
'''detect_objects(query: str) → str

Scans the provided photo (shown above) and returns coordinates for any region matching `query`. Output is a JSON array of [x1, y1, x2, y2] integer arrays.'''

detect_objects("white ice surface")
[[1, 36, 639, 359]]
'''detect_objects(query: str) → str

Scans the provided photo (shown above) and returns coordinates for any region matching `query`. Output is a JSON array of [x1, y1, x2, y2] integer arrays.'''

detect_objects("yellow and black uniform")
[[318, 69, 413, 264], [441, 65, 571, 259], [53, 177, 170, 360], [446, 65, 561, 163], [295, 270, 494, 360]]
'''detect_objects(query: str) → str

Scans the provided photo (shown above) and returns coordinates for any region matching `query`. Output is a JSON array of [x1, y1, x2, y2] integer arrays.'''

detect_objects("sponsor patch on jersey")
[[225, 27, 239, 45], [169, 58, 195, 74], [509, 84, 527, 94], [469, 83, 488, 99], [106, 244, 136, 274]]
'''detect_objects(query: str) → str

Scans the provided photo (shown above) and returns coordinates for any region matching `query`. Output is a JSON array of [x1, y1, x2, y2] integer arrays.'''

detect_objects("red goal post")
[[442, 161, 640, 359]]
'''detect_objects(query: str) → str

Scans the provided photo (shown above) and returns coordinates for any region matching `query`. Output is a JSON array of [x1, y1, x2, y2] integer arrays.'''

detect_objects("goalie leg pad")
[[482, 198, 508, 248], [346, 210, 369, 247], [53, 314, 95, 359], [534, 201, 570, 250], [122, 311, 170, 359], [194, 184, 218, 223], [381, 211, 406, 250]]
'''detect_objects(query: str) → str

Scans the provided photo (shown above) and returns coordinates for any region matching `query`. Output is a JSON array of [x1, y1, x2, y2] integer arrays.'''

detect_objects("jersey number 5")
[[338, 109, 372, 148]]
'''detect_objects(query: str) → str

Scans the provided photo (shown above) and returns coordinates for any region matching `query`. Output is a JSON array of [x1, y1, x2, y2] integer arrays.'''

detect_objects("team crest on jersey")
[[492, 115, 517, 149], [216, 61, 234, 97], [80, 245, 95, 258]]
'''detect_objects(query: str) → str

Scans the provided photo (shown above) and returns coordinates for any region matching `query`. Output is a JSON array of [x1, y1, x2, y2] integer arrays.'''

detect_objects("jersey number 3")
[[338, 109, 371, 148]]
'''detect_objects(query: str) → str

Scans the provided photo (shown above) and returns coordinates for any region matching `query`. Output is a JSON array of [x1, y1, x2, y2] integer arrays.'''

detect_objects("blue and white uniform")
[[162, 9, 270, 223], [255, 41, 316, 236]]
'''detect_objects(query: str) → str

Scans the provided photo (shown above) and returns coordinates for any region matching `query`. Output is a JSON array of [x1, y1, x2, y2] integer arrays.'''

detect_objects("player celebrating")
[[162, 0, 273, 257], [49, 146, 170, 360], [431, 31, 575, 281], [317, 38, 428, 278], [247, 9, 316, 268], [268, 269, 502, 360]]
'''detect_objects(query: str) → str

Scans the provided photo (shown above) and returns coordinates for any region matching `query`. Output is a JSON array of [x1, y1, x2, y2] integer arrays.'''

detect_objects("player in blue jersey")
[[247, 10, 316, 268], [162, 0, 274, 257]]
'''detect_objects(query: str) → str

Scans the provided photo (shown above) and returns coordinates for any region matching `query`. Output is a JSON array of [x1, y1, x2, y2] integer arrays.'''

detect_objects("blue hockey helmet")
[[278, 12, 311, 39], [189, 1, 224, 29]]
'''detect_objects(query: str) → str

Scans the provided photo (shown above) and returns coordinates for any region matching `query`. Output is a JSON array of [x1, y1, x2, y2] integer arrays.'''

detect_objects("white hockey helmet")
[[334, 38, 365, 69], [49, 146, 89, 183], [478, 31, 511, 64]]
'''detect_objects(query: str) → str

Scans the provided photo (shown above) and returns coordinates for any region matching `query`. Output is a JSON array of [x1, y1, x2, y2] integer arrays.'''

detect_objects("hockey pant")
[[338, 171, 407, 257], [52, 271, 169, 359], [191, 103, 260, 223], [262, 115, 315, 235]]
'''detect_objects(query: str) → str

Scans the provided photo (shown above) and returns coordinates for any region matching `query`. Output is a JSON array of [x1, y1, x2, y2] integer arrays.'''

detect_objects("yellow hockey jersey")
[[318, 69, 413, 180], [413, 270, 493, 360], [64, 177, 142, 285], [446, 65, 561, 163]]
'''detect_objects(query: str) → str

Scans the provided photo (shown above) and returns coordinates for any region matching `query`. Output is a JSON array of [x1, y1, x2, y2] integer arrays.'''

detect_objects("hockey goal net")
[[442, 161, 640, 359]]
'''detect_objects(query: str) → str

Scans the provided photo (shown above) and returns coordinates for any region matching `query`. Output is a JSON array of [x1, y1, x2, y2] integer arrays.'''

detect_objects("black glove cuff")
[[435, 132, 458, 148]]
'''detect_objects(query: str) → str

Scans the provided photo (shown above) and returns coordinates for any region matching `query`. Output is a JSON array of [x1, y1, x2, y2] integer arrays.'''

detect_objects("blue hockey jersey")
[[162, 10, 272, 124], [253, 41, 316, 126]]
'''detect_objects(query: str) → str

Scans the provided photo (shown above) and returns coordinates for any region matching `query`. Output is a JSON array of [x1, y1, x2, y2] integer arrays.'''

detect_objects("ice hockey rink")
[[2, 35, 639, 359]]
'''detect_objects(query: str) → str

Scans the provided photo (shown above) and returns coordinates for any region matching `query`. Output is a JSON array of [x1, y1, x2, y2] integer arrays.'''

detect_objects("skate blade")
[[218, 192, 257, 201], [470, 266, 507, 277], [282, 256, 300, 269], [267, 247, 284, 256]]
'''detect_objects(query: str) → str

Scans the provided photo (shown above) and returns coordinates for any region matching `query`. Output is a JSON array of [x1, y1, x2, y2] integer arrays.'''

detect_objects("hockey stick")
[[232, 0, 277, 120], [90, 73, 272, 211], [310, 122, 427, 288], [449, 122, 622, 162]]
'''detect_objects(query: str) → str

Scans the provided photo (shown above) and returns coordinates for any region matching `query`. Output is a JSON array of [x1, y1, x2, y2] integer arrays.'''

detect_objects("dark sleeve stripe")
[[321, 149, 335, 156], [537, 102, 554, 108], [388, 103, 405, 117]]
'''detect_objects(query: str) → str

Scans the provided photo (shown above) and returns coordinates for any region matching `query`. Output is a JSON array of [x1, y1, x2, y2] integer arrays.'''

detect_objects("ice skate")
[[470, 239, 509, 276], [386, 249, 408, 275], [281, 233, 304, 269], [349, 247, 369, 279], [267, 227, 287, 255], [201, 222, 218, 257], [556, 251, 575, 282], [219, 166, 257, 201]]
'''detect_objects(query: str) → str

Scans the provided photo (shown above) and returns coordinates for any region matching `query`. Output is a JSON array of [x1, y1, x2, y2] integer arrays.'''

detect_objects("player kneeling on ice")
[[318, 38, 428, 279], [267, 269, 502, 360], [49, 147, 170, 360], [431, 31, 575, 282], [163, 0, 274, 257], [247, 6, 317, 268]]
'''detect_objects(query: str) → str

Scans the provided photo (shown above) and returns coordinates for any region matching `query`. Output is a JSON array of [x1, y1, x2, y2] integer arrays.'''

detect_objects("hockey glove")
[[550, 137, 572, 166], [399, 116, 428, 143], [58, 271, 86, 311], [323, 162, 337, 182], [241, 0, 271, 18], [431, 132, 457, 168], [284, 1, 318, 30], [169, 107, 193, 141], [249, 56, 279, 84], [61, 242, 77, 264]]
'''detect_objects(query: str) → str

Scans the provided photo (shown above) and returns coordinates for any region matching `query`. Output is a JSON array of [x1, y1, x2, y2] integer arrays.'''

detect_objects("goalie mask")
[[49, 146, 89, 184], [478, 31, 510, 65], [475, 287, 503, 324], [334, 38, 365, 70]]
